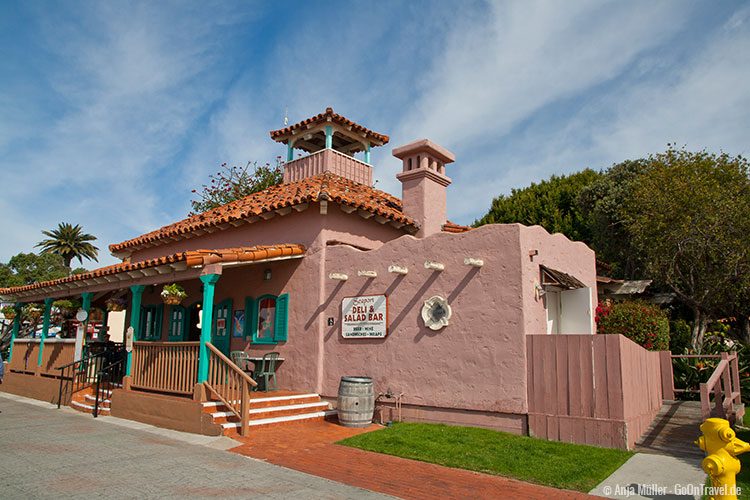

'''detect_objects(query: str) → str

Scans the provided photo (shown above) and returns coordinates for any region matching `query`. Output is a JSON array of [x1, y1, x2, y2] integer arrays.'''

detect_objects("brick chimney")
[[393, 139, 455, 238]]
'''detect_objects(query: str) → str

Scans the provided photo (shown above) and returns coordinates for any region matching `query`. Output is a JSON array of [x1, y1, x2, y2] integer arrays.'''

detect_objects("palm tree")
[[36, 223, 99, 268]]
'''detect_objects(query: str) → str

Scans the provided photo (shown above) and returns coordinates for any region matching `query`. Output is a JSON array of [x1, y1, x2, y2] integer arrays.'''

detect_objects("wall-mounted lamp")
[[388, 265, 408, 275], [263, 268, 272, 281], [329, 272, 349, 281], [358, 270, 377, 278], [464, 257, 484, 268], [424, 261, 445, 272]]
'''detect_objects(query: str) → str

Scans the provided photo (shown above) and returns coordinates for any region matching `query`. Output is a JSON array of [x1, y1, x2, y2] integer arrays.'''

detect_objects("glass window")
[[256, 297, 276, 341]]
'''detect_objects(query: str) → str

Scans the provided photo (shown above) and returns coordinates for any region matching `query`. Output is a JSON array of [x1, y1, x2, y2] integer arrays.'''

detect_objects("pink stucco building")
[[1, 108, 665, 448]]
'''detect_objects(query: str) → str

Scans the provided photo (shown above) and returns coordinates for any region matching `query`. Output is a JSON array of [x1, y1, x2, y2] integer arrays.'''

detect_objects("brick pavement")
[[229, 419, 595, 500]]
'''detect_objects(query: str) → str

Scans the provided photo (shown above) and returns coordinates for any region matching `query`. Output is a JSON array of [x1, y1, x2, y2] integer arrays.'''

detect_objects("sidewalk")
[[589, 453, 705, 499], [229, 420, 592, 500]]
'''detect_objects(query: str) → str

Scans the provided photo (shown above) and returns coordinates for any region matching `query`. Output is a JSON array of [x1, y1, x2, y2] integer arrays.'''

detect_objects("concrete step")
[[210, 401, 331, 423], [201, 393, 322, 411], [220, 410, 328, 433], [84, 394, 111, 406], [70, 400, 110, 414]]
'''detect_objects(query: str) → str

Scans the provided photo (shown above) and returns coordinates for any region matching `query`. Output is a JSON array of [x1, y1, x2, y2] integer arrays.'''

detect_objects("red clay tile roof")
[[109, 172, 416, 255], [0, 245, 306, 297], [442, 221, 472, 233], [270, 107, 389, 145]]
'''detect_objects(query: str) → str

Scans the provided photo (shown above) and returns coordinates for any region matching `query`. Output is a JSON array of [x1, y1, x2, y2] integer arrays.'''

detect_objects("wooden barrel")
[[337, 376, 374, 428]]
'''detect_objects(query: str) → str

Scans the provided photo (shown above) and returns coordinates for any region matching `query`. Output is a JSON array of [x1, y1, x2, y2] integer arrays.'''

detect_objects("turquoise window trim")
[[248, 293, 289, 345], [140, 304, 164, 341], [168, 305, 187, 341]]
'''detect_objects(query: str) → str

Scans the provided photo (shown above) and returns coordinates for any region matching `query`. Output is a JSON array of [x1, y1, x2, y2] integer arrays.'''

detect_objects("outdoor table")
[[247, 356, 284, 390]]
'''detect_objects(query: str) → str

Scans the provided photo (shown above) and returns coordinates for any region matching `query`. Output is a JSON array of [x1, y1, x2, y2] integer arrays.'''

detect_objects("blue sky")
[[1, 1, 749, 267]]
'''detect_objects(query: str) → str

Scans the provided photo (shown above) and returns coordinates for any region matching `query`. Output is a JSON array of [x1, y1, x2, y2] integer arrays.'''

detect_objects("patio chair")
[[230, 351, 253, 377], [254, 352, 280, 392]]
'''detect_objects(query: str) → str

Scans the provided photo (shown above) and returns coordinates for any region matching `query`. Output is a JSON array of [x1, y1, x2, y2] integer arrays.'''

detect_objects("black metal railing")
[[93, 355, 126, 418], [56, 343, 124, 409]]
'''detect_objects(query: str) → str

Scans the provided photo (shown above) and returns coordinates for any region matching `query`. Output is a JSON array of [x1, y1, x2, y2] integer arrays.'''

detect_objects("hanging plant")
[[161, 283, 187, 305], [53, 299, 81, 317], [106, 297, 127, 312], [23, 303, 43, 321], [2, 305, 17, 320]]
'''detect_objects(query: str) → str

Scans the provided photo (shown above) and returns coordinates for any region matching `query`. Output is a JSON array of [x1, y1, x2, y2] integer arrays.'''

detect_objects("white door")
[[560, 287, 594, 334]]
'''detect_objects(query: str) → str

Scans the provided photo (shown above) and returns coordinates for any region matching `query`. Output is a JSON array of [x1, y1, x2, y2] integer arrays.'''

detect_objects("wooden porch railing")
[[131, 341, 199, 396], [204, 342, 258, 436], [659, 352, 743, 421], [700, 352, 742, 421]]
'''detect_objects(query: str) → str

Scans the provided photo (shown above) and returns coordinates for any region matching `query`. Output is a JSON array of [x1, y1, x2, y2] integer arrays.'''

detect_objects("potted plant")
[[106, 297, 127, 312], [53, 299, 81, 318], [23, 303, 43, 322], [161, 283, 187, 305], [2, 305, 17, 320]]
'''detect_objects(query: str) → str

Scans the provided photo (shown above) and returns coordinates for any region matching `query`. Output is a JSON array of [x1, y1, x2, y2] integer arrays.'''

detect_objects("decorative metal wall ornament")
[[421, 296, 452, 331]]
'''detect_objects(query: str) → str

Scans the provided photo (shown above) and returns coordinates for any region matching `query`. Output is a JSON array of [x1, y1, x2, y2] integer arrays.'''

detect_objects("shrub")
[[596, 300, 669, 351], [669, 318, 692, 353]]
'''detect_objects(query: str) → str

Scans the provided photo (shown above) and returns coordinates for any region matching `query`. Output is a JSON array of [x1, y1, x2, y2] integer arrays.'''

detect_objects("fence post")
[[241, 378, 249, 437], [658, 351, 676, 401], [731, 353, 742, 405], [7, 303, 22, 362]]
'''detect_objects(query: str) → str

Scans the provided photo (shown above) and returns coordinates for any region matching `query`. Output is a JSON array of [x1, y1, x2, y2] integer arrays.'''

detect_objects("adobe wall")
[[317, 224, 529, 414], [518, 225, 598, 335], [130, 204, 404, 262]]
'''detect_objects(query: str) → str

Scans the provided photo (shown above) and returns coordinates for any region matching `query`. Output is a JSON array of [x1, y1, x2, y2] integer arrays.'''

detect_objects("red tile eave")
[[108, 172, 416, 255], [0, 244, 306, 298], [269, 107, 389, 145]]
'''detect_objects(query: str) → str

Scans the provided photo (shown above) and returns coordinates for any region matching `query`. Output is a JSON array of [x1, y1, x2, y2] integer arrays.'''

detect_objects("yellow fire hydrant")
[[695, 418, 750, 500]]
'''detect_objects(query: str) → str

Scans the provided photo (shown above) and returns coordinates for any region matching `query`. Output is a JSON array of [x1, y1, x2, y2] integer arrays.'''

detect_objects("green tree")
[[474, 169, 602, 243], [36, 222, 99, 268], [0, 252, 71, 287], [578, 160, 651, 279], [190, 159, 284, 215], [623, 147, 750, 349]]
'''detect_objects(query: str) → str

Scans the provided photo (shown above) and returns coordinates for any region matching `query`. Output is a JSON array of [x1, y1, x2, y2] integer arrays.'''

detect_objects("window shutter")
[[155, 304, 164, 340], [244, 297, 256, 339], [169, 306, 185, 341], [274, 293, 289, 342]]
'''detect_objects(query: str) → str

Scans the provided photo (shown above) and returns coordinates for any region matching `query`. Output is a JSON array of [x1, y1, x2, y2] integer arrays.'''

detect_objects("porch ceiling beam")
[[339, 204, 356, 214], [275, 207, 292, 216], [374, 215, 388, 224], [292, 203, 308, 212], [93, 277, 108, 285], [141, 269, 158, 277], [104, 276, 119, 283], [246, 216, 260, 224], [259, 211, 276, 221], [127, 270, 146, 279], [216, 223, 231, 230], [193, 229, 207, 236], [389, 221, 405, 229], [170, 235, 183, 242], [204, 226, 217, 233], [155, 265, 173, 275], [357, 209, 374, 219], [229, 219, 245, 227]]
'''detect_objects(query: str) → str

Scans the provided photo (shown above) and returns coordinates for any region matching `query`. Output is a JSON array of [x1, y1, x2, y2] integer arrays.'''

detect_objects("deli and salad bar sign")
[[341, 294, 388, 338]]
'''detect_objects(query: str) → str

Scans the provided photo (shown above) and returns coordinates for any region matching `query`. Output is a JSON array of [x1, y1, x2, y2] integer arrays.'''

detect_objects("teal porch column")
[[325, 125, 333, 149], [125, 285, 146, 376], [364, 143, 371, 164], [197, 273, 220, 383], [37, 298, 54, 367], [81, 292, 93, 337], [7, 302, 22, 362], [286, 140, 294, 161]]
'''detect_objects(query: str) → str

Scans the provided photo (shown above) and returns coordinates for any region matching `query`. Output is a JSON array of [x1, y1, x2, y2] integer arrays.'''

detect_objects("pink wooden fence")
[[527, 334, 663, 449]]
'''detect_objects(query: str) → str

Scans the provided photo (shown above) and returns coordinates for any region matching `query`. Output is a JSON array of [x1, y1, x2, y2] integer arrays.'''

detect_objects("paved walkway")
[[229, 419, 591, 500], [590, 453, 705, 499], [0, 393, 388, 499]]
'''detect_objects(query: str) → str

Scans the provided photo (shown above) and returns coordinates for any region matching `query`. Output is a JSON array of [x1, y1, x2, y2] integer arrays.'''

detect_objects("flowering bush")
[[596, 299, 669, 351], [2, 305, 17, 320]]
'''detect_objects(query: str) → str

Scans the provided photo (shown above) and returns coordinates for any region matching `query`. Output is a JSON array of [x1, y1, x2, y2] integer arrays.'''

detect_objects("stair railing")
[[204, 342, 258, 436], [56, 343, 125, 409], [93, 349, 127, 418], [700, 352, 742, 421]]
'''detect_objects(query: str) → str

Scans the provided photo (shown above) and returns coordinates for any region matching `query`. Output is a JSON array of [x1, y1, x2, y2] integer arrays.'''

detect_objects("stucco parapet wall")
[[392, 139, 456, 164]]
